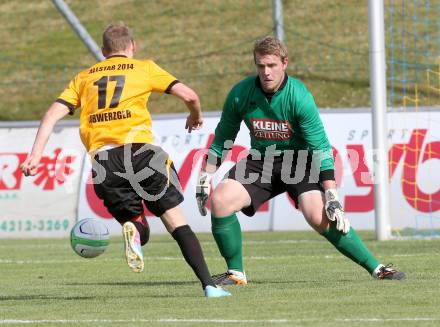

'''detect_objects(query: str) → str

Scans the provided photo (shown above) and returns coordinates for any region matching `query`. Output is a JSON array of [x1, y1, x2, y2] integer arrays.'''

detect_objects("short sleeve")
[[146, 60, 178, 93], [57, 75, 81, 114]]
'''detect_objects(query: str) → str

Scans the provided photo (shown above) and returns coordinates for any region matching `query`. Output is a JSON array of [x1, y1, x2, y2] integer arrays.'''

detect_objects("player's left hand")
[[324, 189, 350, 234], [20, 154, 42, 177], [196, 170, 212, 216], [185, 112, 203, 133]]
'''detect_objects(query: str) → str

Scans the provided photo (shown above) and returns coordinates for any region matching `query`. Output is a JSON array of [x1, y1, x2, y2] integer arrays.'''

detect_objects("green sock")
[[211, 213, 243, 272], [321, 223, 380, 274]]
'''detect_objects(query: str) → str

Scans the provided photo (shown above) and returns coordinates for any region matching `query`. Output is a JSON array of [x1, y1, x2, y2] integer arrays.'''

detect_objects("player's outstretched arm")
[[20, 102, 70, 176], [168, 82, 203, 133]]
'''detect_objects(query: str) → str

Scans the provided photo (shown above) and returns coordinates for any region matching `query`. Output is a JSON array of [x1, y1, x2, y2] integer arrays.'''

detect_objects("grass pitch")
[[1, 230, 440, 327]]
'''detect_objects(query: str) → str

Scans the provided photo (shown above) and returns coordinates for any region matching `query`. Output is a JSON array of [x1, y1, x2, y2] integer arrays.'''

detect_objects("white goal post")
[[368, 0, 391, 240]]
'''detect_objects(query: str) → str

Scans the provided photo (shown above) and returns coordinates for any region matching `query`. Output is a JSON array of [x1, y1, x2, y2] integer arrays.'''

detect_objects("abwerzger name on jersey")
[[89, 109, 132, 124], [251, 119, 292, 140]]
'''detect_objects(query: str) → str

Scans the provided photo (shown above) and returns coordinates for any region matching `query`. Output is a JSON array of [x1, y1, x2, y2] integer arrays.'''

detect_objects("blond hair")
[[253, 36, 288, 62], [102, 22, 133, 53]]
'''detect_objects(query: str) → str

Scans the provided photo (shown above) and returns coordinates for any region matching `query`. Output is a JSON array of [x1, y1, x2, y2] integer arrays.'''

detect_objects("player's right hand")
[[196, 171, 212, 216], [185, 112, 203, 133], [20, 154, 41, 176]]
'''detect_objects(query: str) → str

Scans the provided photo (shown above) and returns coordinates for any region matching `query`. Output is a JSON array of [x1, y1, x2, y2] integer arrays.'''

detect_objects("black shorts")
[[226, 151, 324, 216], [92, 143, 184, 223]]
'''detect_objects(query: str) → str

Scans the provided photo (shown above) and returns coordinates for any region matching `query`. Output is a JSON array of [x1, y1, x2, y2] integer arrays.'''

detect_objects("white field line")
[[244, 240, 324, 244], [3, 236, 439, 249], [0, 317, 439, 325], [0, 252, 438, 265], [0, 256, 297, 265], [2, 236, 440, 251], [336, 318, 439, 322], [0, 239, 325, 249]]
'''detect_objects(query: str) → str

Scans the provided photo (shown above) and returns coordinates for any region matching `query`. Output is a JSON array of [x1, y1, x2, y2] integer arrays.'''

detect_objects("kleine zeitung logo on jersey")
[[251, 118, 292, 140]]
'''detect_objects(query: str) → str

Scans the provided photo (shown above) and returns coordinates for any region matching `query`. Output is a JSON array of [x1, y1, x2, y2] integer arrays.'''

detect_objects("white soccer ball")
[[70, 218, 110, 258]]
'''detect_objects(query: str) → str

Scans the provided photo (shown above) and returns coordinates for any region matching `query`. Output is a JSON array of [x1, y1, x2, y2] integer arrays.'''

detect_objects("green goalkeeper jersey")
[[209, 74, 334, 172]]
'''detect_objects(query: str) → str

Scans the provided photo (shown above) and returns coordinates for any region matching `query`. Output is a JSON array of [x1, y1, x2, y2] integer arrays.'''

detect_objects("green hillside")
[[1, 1, 436, 121]]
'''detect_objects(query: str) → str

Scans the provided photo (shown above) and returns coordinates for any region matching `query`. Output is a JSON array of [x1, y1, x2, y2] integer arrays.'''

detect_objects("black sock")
[[132, 221, 150, 246], [171, 225, 215, 289]]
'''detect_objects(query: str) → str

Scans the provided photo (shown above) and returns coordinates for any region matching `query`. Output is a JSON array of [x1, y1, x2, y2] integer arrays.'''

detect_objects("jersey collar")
[[255, 73, 288, 102], [106, 55, 128, 59], [255, 73, 288, 95]]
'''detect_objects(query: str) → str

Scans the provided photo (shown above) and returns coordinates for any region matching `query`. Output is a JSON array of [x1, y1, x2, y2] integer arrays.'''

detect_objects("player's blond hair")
[[102, 22, 133, 53], [253, 36, 288, 62]]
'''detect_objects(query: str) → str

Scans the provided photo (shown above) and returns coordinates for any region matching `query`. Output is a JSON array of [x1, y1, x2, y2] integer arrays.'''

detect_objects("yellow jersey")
[[57, 55, 178, 152]]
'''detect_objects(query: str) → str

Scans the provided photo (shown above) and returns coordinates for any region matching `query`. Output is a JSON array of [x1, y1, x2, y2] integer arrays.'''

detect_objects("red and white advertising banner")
[[0, 127, 84, 238], [1, 109, 439, 238], [273, 111, 440, 231]]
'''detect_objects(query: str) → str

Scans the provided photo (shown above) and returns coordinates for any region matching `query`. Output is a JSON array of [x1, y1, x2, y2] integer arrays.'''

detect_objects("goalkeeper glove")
[[324, 189, 350, 234], [196, 171, 213, 216]]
